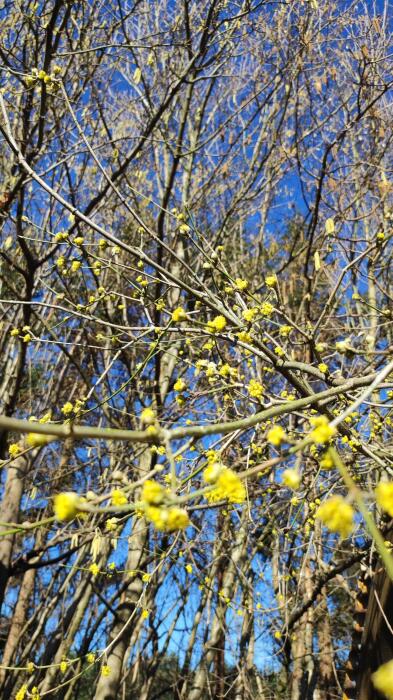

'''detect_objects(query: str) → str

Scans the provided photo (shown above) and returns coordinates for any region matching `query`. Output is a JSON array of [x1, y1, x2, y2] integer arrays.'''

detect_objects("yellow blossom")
[[237, 330, 252, 343], [15, 686, 28, 700], [315, 496, 354, 538], [318, 363, 328, 373], [53, 492, 81, 521], [319, 452, 334, 470], [279, 325, 292, 337], [145, 506, 190, 531], [265, 275, 277, 286], [242, 307, 259, 323], [142, 479, 165, 505], [60, 660, 68, 673], [203, 462, 223, 484], [267, 425, 286, 447], [141, 609, 149, 619], [247, 379, 264, 400], [235, 278, 248, 290], [375, 481, 393, 517], [141, 407, 156, 424], [89, 563, 100, 576], [26, 433, 52, 448], [206, 315, 227, 333], [372, 659, 393, 699], [172, 307, 186, 322], [185, 564, 193, 573], [174, 378, 186, 392], [101, 665, 111, 677], [282, 469, 300, 489], [111, 489, 128, 506], [8, 443, 21, 458], [61, 402, 73, 415], [260, 302, 274, 316], [87, 653, 95, 664], [309, 416, 336, 444], [10, 328, 19, 336], [206, 467, 246, 504]]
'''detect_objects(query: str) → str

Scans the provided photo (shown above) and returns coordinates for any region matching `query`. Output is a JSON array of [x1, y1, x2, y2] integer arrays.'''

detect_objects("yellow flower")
[[375, 481, 393, 517], [101, 664, 111, 677], [372, 659, 393, 699], [207, 467, 246, 504], [141, 407, 156, 425], [15, 685, 28, 700], [185, 564, 193, 573], [174, 378, 186, 392], [309, 416, 336, 444], [315, 496, 354, 538], [242, 307, 258, 323], [267, 425, 286, 447], [111, 489, 128, 506], [260, 302, 274, 316], [247, 379, 264, 400], [279, 325, 292, 337], [172, 307, 186, 322], [89, 563, 100, 576], [146, 506, 190, 531], [60, 660, 68, 673], [235, 278, 248, 290], [319, 452, 334, 470], [71, 260, 81, 272], [265, 275, 277, 287], [206, 315, 227, 333], [87, 653, 95, 664], [8, 443, 21, 458], [237, 330, 252, 343], [141, 609, 149, 619], [318, 363, 328, 374], [53, 492, 81, 521], [282, 469, 300, 489], [10, 328, 19, 336], [203, 462, 223, 484], [61, 402, 74, 415], [26, 433, 52, 448], [142, 479, 165, 505], [274, 346, 284, 356]]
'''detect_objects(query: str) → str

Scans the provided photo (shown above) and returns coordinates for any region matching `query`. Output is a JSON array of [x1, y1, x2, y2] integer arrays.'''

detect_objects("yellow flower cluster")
[[204, 465, 246, 504], [282, 469, 300, 489], [375, 481, 393, 517], [242, 307, 259, 323], [111, 489, 128, 506], [309, 416, 336, 444], [141, 407, 156, 424], [53, 492, 82, 521], [172, 306, 186, 322], [267, 425, 286, 446], [247, 379, 264, 400], [315, 496, 354, 538], [145, 505, 190, 531], [372, 659, 393, 699], [141, 479, 190, 531], [206, 315, 227, 333]]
